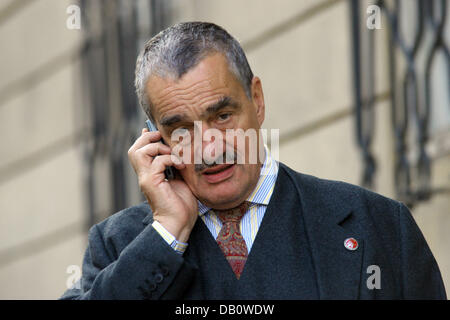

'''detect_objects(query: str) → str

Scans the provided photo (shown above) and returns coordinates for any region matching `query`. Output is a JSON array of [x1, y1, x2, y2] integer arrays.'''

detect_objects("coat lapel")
[[281, 164, 364, 299], [304, 210, 365, 299]]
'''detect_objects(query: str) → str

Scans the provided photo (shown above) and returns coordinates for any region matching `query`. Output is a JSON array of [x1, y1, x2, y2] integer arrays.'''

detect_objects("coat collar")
[[142, 205, 153, 225]]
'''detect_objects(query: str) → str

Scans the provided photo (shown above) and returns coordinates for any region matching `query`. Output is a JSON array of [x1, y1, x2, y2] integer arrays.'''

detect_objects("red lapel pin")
[[344, 237, 359, 251]]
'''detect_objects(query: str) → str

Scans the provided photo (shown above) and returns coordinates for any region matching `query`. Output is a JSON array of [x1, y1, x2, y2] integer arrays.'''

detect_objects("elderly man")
[[61, 22, 446, 300]]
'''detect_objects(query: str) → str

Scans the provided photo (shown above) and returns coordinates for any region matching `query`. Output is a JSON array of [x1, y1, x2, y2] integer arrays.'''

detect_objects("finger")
[[172, 159, 186, 170], [135, 142, 172, 159], [169, 152, 185, 168], [129, 131, 161, 153], [150, 154, 180, 176]]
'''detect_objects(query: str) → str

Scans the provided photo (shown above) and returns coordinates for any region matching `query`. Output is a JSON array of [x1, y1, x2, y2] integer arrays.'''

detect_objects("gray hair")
[[134, 22, 254, 122]]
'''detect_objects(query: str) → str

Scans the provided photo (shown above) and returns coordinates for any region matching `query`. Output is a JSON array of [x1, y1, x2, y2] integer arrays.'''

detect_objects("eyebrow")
[[159, 114, 186, 127], [201, 96, 241, 117]]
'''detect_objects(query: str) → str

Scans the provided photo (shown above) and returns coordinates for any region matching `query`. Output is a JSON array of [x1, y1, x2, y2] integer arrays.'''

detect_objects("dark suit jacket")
[[60, 163, 447, 299]]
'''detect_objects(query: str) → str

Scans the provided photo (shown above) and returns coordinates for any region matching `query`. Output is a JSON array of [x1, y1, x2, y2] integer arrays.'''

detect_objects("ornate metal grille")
[[350, 0, 449, 207], [79, 0, 170, 227]]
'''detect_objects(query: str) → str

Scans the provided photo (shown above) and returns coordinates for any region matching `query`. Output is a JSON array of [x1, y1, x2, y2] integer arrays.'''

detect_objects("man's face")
[[146, 53, 266, 209]]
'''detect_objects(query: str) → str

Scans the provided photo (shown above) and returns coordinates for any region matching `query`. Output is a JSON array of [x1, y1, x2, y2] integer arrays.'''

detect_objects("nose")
[[193, 121, 225, 165]]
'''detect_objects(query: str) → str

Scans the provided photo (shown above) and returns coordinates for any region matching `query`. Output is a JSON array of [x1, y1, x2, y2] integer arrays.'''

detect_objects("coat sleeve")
[[398, 203, 447, 299], [59, 223, 197, 300]]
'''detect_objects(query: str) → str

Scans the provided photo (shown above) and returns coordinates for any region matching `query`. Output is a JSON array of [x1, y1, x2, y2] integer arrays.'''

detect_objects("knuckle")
[[153, 155, 168, 166], [152, 155, 161, 164], [144, 131, 157, 140], [135, 148, 143, 157]]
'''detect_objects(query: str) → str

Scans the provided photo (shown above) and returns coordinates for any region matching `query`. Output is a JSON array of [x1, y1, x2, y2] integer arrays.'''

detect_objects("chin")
[[196, 177, 249, 209]]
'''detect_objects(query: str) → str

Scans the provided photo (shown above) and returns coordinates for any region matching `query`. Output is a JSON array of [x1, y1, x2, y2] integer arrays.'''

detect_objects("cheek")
[[179, 164, 196, 182], [236, 107, 260, 131]]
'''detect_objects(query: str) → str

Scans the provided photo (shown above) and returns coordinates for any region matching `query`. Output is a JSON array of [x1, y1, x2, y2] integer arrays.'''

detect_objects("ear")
[[250, 76, 265, 126]]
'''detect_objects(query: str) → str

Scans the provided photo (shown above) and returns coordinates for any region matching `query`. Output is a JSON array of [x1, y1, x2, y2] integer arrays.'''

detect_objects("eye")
[[217, 113, 231, 122]]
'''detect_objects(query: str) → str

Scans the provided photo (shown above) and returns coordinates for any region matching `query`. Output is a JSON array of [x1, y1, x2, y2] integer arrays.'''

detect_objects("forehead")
[[146, 53, 244, 121]]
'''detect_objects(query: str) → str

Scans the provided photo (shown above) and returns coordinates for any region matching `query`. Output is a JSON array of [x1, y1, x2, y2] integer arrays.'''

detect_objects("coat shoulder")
[[91, 202, 153, 255], [279, 163, 403, 218]]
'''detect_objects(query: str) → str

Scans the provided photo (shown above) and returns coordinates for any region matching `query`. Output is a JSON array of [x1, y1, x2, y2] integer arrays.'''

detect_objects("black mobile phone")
[[146, 119, 175, 180]]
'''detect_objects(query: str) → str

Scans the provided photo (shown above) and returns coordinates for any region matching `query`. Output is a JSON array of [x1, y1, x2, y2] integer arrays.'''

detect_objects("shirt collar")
[[198, 145, 279, 217]]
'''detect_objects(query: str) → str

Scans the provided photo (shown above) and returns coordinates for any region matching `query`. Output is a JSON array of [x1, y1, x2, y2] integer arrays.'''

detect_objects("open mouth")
[[201, 164, 236, 183], [203, 164, 234, 175]]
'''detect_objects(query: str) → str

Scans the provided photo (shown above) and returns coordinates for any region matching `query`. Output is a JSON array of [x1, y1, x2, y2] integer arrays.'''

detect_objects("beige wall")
[[0, 0, 448, 299], [0, 0, 87, 299]]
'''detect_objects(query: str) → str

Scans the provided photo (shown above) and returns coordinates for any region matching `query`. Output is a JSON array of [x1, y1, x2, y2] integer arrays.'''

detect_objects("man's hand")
[[128, 128, 198, 243]]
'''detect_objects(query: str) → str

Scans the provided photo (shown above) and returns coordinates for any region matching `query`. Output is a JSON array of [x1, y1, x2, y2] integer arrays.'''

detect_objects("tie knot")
[[215, 202, 250, 224]]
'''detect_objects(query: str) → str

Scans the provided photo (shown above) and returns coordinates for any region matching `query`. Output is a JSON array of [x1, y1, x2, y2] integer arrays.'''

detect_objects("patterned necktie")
[[215, 202, 250, 279]]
